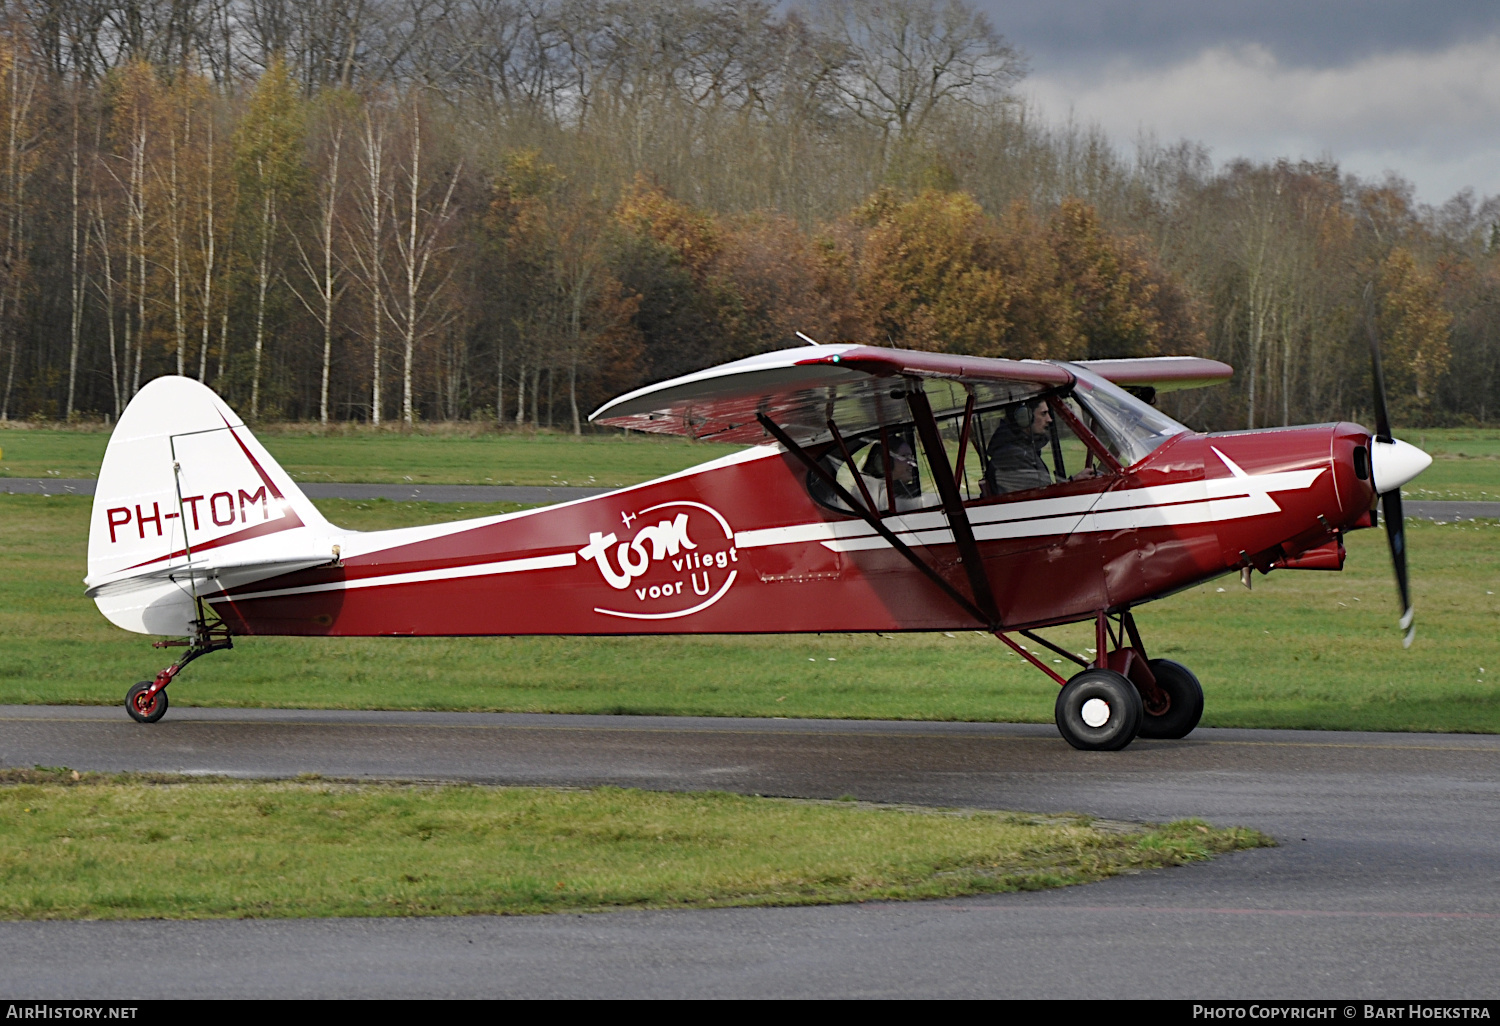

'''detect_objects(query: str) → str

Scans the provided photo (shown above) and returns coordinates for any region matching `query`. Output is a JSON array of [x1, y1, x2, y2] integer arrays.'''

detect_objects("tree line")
[[0, 0, 1494, 431]]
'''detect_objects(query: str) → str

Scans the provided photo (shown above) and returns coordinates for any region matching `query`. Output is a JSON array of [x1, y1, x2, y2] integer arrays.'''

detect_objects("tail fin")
[[86, 376, 342, 635]]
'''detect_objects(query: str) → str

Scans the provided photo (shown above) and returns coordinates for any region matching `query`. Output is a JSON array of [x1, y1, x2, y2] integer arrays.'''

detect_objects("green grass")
[[1400, 428, 1500, 501], [0, 425, 744, 488], [5, 424, 1495, 498], [3, 494, 1497, 732], [0, 768, 1267, 920]]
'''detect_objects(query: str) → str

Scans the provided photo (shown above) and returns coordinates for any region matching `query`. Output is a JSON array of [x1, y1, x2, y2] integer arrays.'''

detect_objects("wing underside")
[[589, 345, 1070, 445], [590, 345, 1231, 444]]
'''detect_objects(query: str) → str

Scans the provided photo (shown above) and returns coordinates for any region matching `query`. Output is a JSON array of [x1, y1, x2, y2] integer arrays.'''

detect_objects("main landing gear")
[[999, 610, 1203, 752], [125, 600, 233, 724]]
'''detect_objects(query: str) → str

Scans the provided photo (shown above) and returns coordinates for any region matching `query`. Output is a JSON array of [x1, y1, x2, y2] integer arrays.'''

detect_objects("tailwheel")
[[1138, 659, 1204, 740], [123, 601, 233, 725], [126, 680, 169, 724], [1055, 669, 1143, 751]]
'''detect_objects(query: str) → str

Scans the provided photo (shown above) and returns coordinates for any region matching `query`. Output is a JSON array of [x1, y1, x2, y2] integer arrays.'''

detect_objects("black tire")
[[1055, 669, 1143, 751], [125, 681, 168, 724], [1137, 659, 1204, 740]]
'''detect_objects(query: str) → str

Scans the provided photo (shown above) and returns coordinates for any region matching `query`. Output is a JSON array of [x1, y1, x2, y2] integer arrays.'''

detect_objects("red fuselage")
[[209, 422, 1377, 637]]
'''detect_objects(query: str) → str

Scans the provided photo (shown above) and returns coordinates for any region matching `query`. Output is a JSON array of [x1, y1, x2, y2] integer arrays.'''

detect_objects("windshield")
[[1064, 365, 1189, 467]]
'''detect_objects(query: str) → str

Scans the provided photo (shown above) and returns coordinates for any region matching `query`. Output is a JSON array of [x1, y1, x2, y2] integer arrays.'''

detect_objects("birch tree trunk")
[[400, 103, 419, 425], [569, 357, 579, 434], [495, 336, 504, 426], [66, 93, 82, 418], [250, 183, 274, 419], [168, 106, 186, 377], [289, 116, 344, 426], [90, 202, 121, 417], [353, 109, 387, 426], [0, 52, 38, 421], [197, 106, 219, 383], [514, 352, 525, 424], [386, 98, 460, 427], [129, 106, 146, 397]]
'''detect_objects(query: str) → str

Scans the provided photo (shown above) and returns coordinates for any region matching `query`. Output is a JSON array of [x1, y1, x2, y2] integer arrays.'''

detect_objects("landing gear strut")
[[125, 598, 233, 724], [999, 609, 1203, 750]]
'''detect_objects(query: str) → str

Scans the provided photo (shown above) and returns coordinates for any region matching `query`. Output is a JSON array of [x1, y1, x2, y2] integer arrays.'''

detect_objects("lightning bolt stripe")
[[737, 452, 1326, 553]]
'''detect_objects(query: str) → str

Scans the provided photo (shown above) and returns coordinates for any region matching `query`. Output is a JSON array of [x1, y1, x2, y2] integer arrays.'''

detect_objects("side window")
[[808, 394, 1119, 516], [810, 428, 940, 514]]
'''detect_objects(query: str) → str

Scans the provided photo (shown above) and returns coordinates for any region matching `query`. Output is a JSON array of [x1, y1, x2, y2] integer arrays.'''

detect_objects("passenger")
[[858, 436, 928, 511]]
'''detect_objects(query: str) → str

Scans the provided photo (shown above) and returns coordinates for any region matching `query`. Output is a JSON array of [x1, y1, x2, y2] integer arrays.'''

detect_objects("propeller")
[[1364, 283, 1425, 648]]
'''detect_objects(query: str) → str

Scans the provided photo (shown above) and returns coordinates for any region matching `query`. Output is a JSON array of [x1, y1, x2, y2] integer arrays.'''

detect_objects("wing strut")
[[904, 383, 1000, 627], [755, 412, 994, 629]]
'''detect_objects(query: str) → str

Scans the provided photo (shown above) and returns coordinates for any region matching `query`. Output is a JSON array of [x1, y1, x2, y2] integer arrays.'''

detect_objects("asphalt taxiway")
[[2, 706, 1498, 998]]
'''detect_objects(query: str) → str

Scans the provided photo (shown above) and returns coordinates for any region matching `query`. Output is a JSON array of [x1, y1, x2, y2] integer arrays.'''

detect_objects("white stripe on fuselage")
[[209, 551, 578, 603], [211, 448, 1322, 602], [735, 448, 1324, 553]]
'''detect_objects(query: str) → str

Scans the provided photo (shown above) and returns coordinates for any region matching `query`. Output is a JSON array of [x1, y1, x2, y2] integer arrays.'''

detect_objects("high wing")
[[1072, 356, 1233, 392], [589, 344, 1231, 443], [590, 344, 1068, 445]]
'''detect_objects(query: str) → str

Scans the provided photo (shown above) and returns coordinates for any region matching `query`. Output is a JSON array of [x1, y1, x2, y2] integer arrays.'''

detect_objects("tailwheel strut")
[[126, 598, 233, 724]]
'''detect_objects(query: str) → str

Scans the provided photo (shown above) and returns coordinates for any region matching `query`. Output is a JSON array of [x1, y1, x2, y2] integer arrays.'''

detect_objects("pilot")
[[985, 400, 1102, 495]]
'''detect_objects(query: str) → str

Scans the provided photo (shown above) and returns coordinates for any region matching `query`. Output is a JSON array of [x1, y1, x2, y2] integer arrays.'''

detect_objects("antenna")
[[795, 331, 821, 346]]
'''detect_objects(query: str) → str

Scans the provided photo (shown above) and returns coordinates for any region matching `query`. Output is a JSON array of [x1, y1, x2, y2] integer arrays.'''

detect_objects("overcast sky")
[[977, 0, 1500, 205]]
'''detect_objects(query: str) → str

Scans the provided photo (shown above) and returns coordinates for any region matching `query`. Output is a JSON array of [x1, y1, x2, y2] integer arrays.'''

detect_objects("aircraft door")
[[965, 396, 1118, 621]]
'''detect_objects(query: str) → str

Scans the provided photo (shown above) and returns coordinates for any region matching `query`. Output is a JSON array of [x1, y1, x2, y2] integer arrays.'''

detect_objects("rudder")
[[86, 376, 340, 635]]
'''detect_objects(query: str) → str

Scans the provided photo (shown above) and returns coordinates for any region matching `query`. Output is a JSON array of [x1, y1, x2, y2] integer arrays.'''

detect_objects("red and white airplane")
[[86, 337, 1430, 750]]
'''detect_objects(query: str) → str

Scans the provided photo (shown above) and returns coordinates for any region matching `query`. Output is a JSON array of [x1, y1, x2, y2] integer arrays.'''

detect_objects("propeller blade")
[[1382, 487, 1414, 648], [1365, 282, 1413, 646], [1364, 282, 1393, 443]]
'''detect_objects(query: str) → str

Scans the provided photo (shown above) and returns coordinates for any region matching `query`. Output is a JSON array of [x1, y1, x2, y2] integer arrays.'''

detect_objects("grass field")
[[0, 425, 744, 488], [2, 424, 1496, 498], [1399, 428, 1500, 501], [3, 494, 1496, 732], [0, 768, 1265, 920]]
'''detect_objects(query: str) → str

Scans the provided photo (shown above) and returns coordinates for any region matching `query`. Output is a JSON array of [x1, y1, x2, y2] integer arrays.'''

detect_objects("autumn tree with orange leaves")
[[0, 0, 1490, 429], [1378, 247, 1453, 417]]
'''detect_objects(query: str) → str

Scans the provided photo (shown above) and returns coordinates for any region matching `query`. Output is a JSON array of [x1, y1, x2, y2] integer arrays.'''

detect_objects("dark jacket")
[[985, 422, 1053, 495]]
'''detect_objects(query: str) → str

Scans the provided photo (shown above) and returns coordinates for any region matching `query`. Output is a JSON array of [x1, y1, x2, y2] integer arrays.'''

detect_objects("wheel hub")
[[1080, 697, 1110, 728]]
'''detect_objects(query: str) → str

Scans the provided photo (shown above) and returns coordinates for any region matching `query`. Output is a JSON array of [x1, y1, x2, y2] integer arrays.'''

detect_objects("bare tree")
[[195, 86, 230, 381], [386, 93, 460, 424], [287, 92, 351, 423], [233, 55, 304, 418], [0, 41, 41, 422], [810, 0, 1023, 143], [64, 83, 84, 417], [88, 187, 123, 415], [345, 98, 390, 423]]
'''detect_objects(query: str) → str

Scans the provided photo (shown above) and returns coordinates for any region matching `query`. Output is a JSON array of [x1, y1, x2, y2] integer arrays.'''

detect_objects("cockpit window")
[[805, 370, 1187, 517], [1064, 365, 1189, 467], [808, 390, 1115, 515], [809, 427, 941, 514]]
